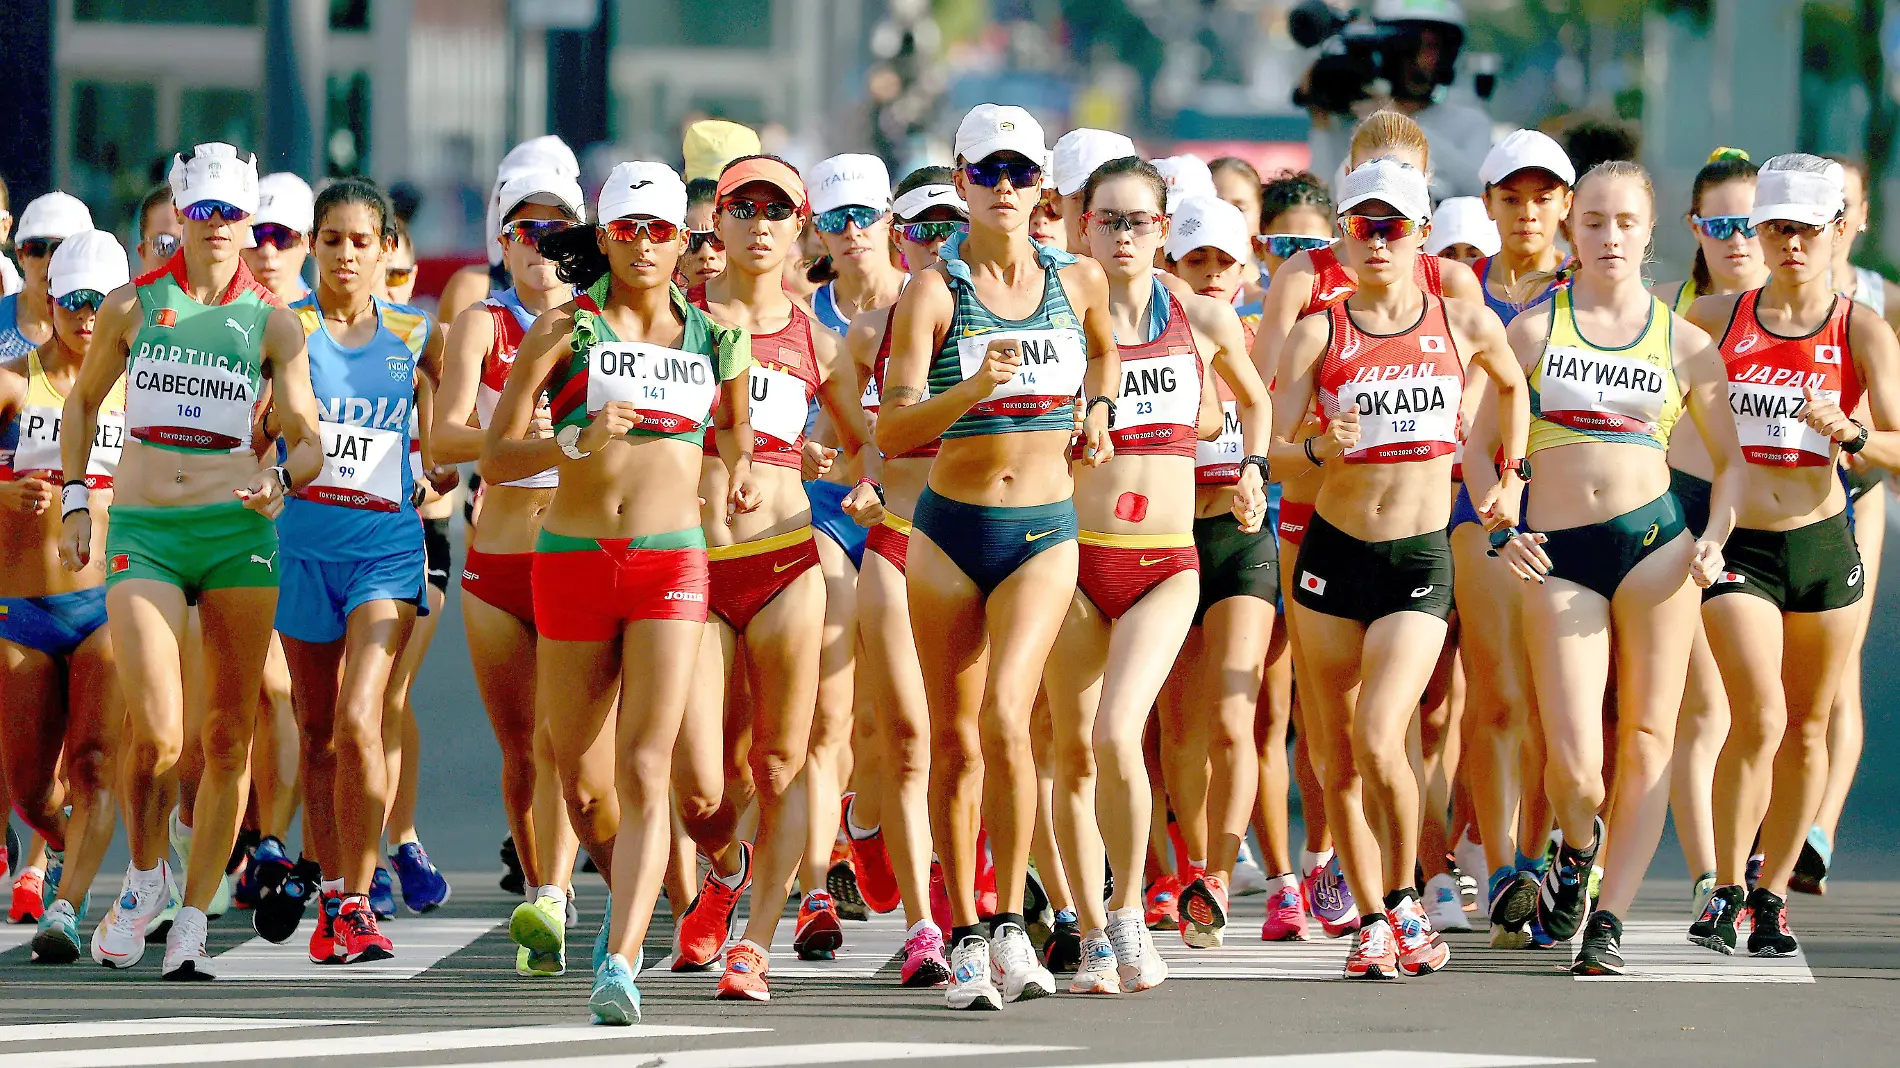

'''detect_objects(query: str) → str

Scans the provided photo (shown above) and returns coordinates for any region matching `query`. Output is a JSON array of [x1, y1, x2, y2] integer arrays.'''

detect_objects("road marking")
[[647, 911, 913, 979], [0, 1017, 359, 1043], [1150, 896, 1344, 979], [1571, 920, 1814, 983], [1013, 1055, 1589, 1068], [451, 1042, 1070, 1068], [0, 928, 32, 955], [210, 917, 501, 980], [0, 1024, 767, 1068]]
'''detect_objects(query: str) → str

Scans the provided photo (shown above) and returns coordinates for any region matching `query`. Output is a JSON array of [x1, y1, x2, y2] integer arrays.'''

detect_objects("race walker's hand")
[[0, 477, 54, 516], [1231, 465, 1267, 533], [1315, 405, 1361, 462], [1493, 529, 1552, 584], [1800, 386, 1856, 442], [842, 481, 886, 528], [577, 402, 643, 455], [236, 467, 289, 519], [1082, 399, 1114, 467], [58, 511, 92, 572], [528, 402, 556, 440], [802, 440, 838, 482], [1476, 479, 1521, 533], [728, 460, 763, 519], [966, 340, 1022, 401], [1690, 538, 1726, 589]]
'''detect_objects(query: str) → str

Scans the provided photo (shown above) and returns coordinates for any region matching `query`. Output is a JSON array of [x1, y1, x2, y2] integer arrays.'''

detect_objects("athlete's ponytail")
[[1687, 147, 1758, 296], [538, 224, 610, 290], [1350, 110, 1431, 172]]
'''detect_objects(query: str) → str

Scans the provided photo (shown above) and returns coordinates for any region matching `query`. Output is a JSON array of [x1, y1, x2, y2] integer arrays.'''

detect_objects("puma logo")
[[1024, 528, 1062, 543], [250, 552, 276, 572], [226, 318, 255, 345], [1316, 285, 1353, 302]]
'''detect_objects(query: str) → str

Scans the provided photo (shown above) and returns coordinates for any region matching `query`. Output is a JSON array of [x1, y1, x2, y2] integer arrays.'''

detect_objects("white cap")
[[1479, 129, 1576, 188], [1152, 155, 1217, 214], [1372, 0, 1466, 26], [892, 184, 967, 220], [47, 229, 130, 300], [955, 104, 1047, 165], [1749, 154, 1847, 228], [253, 173, 315, 232], [597, 162, 687, 226], [495, 168, 587, 228], [809, 154, 892, 215], [488, 136, 581, 265], [168, 142, 261, 216], [1337, 158, 1432, 223], [1424, 196, 1500, 257], [15, 192, 94, 242], [1166, 195, 1252, 264], [1052, 129, 1138, 197]]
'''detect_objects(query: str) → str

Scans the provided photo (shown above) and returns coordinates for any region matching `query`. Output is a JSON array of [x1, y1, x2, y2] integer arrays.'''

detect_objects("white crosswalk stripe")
[[209, 916, 501, 980], [0, 1017, 359, 1042], [1149, 893, 1346, 979], [0, 929, 33, 955], [647, 910, 913, 979], [1570, 920, 1814, 983], [451, 1041, 1070, 1068]]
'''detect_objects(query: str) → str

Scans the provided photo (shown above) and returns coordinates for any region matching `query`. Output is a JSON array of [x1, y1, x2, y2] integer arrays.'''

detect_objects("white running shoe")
[[1453, 833, 1487, 900], [1231, 841, 1269, 897], [1107, 907, 1167, 991], [944, 935, 1002, 1011], [1424, 873, 1472, 932], [91, 862, 173, 969], [161, 906, 214, 980], [566, 886, 580, 929], [988, 922, 1055, 1002], [1068, 932, 1121, 994]]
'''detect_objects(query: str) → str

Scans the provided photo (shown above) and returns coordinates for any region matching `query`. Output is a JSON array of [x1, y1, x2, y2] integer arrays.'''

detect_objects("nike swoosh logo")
[[1024, 528, 1062, 543], [927, 189, 951, 198], [773, 560, 798, 572], [1138, 556, 1166, 567]]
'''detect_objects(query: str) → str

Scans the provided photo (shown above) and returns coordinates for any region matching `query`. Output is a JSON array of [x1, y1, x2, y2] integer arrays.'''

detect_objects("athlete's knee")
[[199, 713, 255, 774], [1728, 702, 1789, 752], [63, 740, 112, 796], [747, 746, 805, 806], [1544, 759, 1604, 813], [1052, 727, 1097, 787], [1090, 714, 1144, 775]]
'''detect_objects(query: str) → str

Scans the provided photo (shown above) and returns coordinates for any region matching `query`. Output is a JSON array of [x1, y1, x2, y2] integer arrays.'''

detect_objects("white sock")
[[1188, 858, 1206, 873], [18, 866, 44, 880], [130, 863, 164, 893], [906, 917, 938, 940], [1301, 849, 1330, 875], [391, 830, 420, 847], [536, 884, 565, 903], [1266, 872, 1298, 893], [320, 878, 344, 896]]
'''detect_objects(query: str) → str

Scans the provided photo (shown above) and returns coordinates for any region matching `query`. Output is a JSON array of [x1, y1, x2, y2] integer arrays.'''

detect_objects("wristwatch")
[[556, 424, 591, 460], [1841, 420, 1870, 455], [1242, 455, 1270, 484], [1500, 457, 1532, 481]]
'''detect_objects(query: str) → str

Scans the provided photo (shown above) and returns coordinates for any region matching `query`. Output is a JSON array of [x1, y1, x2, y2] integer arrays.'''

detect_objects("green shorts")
[[105, 501, 280, 602]]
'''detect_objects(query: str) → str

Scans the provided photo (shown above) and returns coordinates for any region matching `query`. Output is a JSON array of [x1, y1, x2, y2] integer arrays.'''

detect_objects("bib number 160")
[[177, 404, 202, 419]]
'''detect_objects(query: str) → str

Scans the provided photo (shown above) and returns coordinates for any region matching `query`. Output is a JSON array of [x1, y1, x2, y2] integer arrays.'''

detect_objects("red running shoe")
[[673, 841, 751, 970], [792, 890, 844, 960], [975, 846, 999, 920], [9, 869, 45, 925], [308, 892, 342, 964], [334, 896, 394, 964], [715, 940, 771, 1001], [843, 798, 901, 915], [1144, 873, 1182, 931]]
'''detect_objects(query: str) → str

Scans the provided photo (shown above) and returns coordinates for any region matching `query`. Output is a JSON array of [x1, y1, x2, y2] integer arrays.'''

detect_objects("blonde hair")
[[1575, 159, 1655, 214], [1350, 111, 1431, 171]]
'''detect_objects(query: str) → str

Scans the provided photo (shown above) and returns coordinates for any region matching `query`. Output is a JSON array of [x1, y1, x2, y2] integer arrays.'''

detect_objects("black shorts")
[[424, 517, 453, 593], [1290, 512, 1454, 623], [1193, 513, 1279, 624], [1539, 491, 1687, 602], [1669, 467, 1711, 539], [1705, 510, 1863, 613]]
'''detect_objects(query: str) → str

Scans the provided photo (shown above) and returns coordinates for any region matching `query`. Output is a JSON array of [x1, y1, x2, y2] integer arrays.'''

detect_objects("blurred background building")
[[1, 0, 1897, 293]]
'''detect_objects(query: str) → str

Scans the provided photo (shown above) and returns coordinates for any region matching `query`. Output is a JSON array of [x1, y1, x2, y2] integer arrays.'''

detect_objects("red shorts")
[[1077, 533, 1199, 620], [863, 514, 911, 574], [462, 549, 536, 625], [531, 536, 710, 641], [708, 527, 820, 632], [1278, 501, 1316, 548]]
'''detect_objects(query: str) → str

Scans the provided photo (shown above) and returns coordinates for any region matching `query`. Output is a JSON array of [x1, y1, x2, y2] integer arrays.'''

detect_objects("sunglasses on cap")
[[54, 289, 106, 313], [604, 218, 680, 242], [149, 233, 180, 260], [1691, 215, 1757, 241], [500, 219, 574, 249], [720, 198, 799, 222], [812, 205, 887, 234], [182, 200, 252, 223], [687, 229, 725, 254], [963, 157, 1043, 190], [251, 223, 304, 251], [1339, 215, 1421, 243], [1257, 234, 1332, 259], [1084, 209, 1165, 236], [385, 265, 416, 287], [897, 221, 965, 245], [17, 238, 61, 259]]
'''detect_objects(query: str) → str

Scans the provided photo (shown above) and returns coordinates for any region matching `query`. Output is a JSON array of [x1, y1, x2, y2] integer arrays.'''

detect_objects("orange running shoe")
[[673, 841, 751, 971], [8, 869, 45, 925], [1343, 917, 1400, 980], [792, 890, 844, 961], [1143, 873, 1182, 931], [714, 939, 771, 1001], [842, 796, 901, 915]]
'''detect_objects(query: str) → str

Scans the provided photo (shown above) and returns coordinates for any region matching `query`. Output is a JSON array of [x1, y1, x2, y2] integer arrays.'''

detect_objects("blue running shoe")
[[31, 899, 82, 963], [589, 951, 642, 1025], [389, 842, 451, 913], [370, 868, 397, 920], [593, 891, 613, 973], [1528, 913, 1558, 949], [42, 849, 63, 913]]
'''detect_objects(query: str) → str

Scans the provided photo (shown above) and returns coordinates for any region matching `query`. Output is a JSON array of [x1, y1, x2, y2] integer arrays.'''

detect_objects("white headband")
[[892, 184, 967, 221]]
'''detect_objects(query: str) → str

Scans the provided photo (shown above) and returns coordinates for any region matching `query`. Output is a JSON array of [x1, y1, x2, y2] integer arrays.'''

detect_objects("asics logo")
[[1734, 333, 1761, 354], [1411, 585, 1433, 598], [1338, 333, 1364, 360], [1849, 564, 1863, 587], [250, 552, 276, 572], [1643, 522, 1659, 546], [226, 318, 256, 345]]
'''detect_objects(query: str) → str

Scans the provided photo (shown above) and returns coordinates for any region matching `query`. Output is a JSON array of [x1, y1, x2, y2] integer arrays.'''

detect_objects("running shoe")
[[1042, 912, 1082, 973], [205, 872, 234, 921], [1571, 909, 1625, 976], [826, 852, 869, 923], [593, 891, 613, 974], [1304, 856, 1358, 938], [1343, 917, 1399, 980], [1744, 852, 1765, 892], [1388, 894, 1451, 976], [309, 891, 343, 964], [589, 952, 642, 1025], [928, 859, 952, 936], [1488, 865, 1539, 929], [945, 934, 1001, 1011], [989, 921, 1056, 1002], [1791, 826, 1831, 896], [237, 836, 292, 912], [715, 939, 772, 1001], [566, 886, 579, 929], [4, 823, 16, 878], [843, 818, 901, 915], [43, 850, 63, 913], [974, 848, 999, 919], [9, 868, 45, 924], [1536, 817, 1601, 942], [390, 842, 452, 913], [499, 835, 526, 896], [369, 868, 397, 920], [793, 890, 844, 961], [145, 879, 183, 944], [161, 906, 214, 981], [1744, 887, 1800, 957], [1527, 913, 1558, 949], [255, 854, 320, 944], [899, 921, 951, 987], [90, 863, 172, 969], [1022, 863, 1053, 946], [1106, 908, 1167, 991], [673, 841, 751, 970], [335, 895, 394, 963], [1688, 882, 1744, 955], [1179, 873, 1229, 949], [1452, 861, 1479, 913], [1453, 835, 1488, 903], [1690, 871, 1718, 922], [1142, 873, 1182, 931], [1423, 872, 1471, 933], [1231, 840, 1268, 896], [511, 891, 567, 976], [1069, 931, 1121, 994], [31, 899, 83, 964]]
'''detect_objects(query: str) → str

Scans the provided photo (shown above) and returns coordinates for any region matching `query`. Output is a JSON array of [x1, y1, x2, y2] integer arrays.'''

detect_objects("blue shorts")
[[275, 547, 430, 643], [911, 488, 1078, 597], [0, 587, 109, 658], [1450, 481, 1529, 534], [806, 479, 867, 569]]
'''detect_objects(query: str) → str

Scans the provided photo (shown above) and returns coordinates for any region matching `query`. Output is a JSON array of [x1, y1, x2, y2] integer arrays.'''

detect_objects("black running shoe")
[[1489, 869, 1540, 929], [1041, 916, 1082, 973], [1536, 817, 1601, 942], [1790, 827, 1830, 896], [499, 836, 525, 896], [1688, 883, 1744, 955], [1022, 865, 1052, 948], [827, 860, 869, 922], [1571, 910, 1625, 975], [255, 856, 321, 944], [1744, 887, 1799, 957]]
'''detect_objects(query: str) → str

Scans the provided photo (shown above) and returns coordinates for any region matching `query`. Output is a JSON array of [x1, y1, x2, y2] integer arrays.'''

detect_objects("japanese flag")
[[1300, 572, 1327, 596]]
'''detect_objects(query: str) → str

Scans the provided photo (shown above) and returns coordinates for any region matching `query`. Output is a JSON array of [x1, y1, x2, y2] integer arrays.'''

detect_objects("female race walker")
[[878, 103, 1117, 1011], [1273, 158, 1527, 980], [1687, 155, 1900, 958], [59, 142, 323, 978], [481, 161, 755, 1023], [1046, 163, 1267, 995], [1478, 161, 1744, 975], [0, 232, 128, 963]]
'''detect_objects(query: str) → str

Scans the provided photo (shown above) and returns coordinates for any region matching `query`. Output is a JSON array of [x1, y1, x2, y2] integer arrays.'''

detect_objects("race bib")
[[13, 403, 126, 487], [1729, 382, 1837, 467], [1537, 346, 1667, 435], [747, 364, 813, 452], [125, 355, 255, 452], [1196, 400, 1243, 482], [1339, 374, 1460, 463], [859, 371, 879, 413], [301, 422, 404, 511], [957, 328, 1087, 414], [1118, 351, 1200, 431], [586, 342, 718, 435]]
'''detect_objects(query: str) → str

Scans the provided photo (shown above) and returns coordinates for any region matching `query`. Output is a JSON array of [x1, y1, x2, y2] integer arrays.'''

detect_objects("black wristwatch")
[[1841, 419, 1870, 455], [1242, 454, 1270, 484], [1500, 457, 1532, 481], [1087, 395, 1116, 429]]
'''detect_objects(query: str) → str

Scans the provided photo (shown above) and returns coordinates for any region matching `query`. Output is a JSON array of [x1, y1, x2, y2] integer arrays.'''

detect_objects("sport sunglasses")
[[1258, 234, 1333, 259], [897, 221, 966, 244], [1084, 210, 1166, 236], [54, 289, 106, 313], [17, 238, 61, 259], [251, 222, 304, 250], [181, 200, 252, 223], [604, 218, 681, 242], [812, 206, 886, 234], [720, 198, 799, 222], [964, 158, 1043, 189], [500, 219, 574, 248], [687, 229, 724, 253], [1691, 215, 1757, 241], [1339, 215, 1421, 242]]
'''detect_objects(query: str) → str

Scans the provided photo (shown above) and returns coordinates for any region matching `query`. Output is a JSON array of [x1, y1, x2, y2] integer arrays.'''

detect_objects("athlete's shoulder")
[[1685, 291, 1744, 337], [1846, 292, 1898, 349], [1177, 288, 1241, 332], [286, 294, 324, 337], [1056, 250, 1108, 287], [1437, 257, 1482, 302], [380, 300, 433, 354], [1443, 293, 1506, 339], [1501, 298, 1555, 352], [1284, 306, 1332, 353]]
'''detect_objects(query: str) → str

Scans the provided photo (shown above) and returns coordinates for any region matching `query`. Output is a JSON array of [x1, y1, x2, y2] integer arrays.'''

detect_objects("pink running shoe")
[[928, 860, 952, 937], [1303, 856, 1359, 939], [1260, 881, 1308, 942], [899, 922, 951, 987]]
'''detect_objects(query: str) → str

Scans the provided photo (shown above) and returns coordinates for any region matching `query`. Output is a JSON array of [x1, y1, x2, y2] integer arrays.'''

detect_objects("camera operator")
[[1295, 0, 1493, 199]]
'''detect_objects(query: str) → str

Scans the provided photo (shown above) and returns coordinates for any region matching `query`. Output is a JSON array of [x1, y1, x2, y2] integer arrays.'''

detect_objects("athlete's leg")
[[56, 628, 121, 903], [0, 642, 67, 849], [1203, 595, 1273, 883], [1157, 636, 1209, 874], [1029, 696, 1078, 917], [382, 584, 442, 842], [176, 609, 205, 833], [1755, 608, 1859, 895], [673, 620, 743, 876], [465, 596, 546, 886], [1670, 623, 1728, 880], [107, 580, 192, 873], [540, 635, 624, 882], [184, 587, 276, 910], [252, 636, 300, 840], [1816, 488, 1882, 848], [1417, 632, 1465, 882], [909, 533, 991, 930], [283, 637, 345, 878], [1522, 579, 1614, 861], [1450, 524, 1534, 875], [1288, 607, 1381, 910], [1046, 595, 1111, 934], [798, 537, 857, 898], [1256, 612, 1296, 875], [856, 550, 934, 926], [1355, 613, 1452, 898]]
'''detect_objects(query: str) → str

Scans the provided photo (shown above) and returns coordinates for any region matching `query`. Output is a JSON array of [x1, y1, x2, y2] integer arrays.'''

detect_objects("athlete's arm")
[[1803, 308, 1900, 470], [1438, 258, 1483, 303], [0, 361, 46, 515], [1249, 250, 1318, 383], [431, 304, 499, 465], [711, 369, 759, 518], [437, 265, 491, 327], [813, 325, 878, 482], [873, 269, 980, 456], [250, 305, 323, 516], [1196, 360, 1222, 440], [1673, 316, 1742, 583], [1268, 314, 1346, 474], [57, 284, 134, 489], [1187, 293, 1270, 524], [1065, 257, 1121, 466], [479, 308, 572, 485], [1454, 300, 1530, 528]]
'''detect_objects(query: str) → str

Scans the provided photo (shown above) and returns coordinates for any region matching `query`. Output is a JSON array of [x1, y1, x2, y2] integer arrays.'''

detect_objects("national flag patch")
[[1299, 572, 1327, 595], [1717, 571, 1744, 584], [109, 553, 131, 574], [153, 309, 177, 328]]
